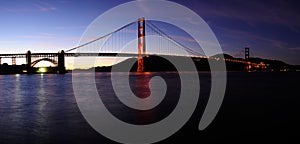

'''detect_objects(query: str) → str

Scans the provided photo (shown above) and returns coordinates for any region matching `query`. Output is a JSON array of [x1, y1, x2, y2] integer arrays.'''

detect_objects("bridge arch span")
[[31, 58, 58, 67]]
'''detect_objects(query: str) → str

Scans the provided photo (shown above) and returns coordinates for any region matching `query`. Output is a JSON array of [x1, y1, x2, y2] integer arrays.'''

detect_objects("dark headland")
[[88, 54, 300, 72]]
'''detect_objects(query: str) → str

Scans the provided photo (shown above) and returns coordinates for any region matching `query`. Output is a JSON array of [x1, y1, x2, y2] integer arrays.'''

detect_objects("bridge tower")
[[58, 50, 66, 74], [137, 17, 146, 72], [26, 50, 31, 66], [26, 50, 32, 72]]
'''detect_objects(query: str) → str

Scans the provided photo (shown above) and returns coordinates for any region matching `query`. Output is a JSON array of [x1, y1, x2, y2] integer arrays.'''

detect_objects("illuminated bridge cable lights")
[[66, 21, 137, 53], [146, 21, 203, 57], [65, 18, 204, 59]]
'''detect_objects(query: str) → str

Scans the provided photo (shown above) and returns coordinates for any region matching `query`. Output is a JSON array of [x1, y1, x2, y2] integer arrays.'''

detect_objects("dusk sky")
[[0, 0, 300, 67]]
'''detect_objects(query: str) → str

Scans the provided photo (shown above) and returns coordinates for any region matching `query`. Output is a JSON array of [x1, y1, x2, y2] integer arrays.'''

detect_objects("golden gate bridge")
[[0, 18, 208, 74]]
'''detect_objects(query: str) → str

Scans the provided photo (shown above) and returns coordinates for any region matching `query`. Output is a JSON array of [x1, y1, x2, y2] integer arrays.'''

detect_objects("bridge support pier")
[[137, 17, 146, 72], [58, 50, 66, 74], [26, 50, 31, 72], [26, 50, 31, 66], [12, 57, 16, 65]]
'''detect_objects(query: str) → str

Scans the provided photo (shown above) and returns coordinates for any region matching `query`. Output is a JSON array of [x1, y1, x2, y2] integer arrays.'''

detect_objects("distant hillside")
[[95, 56, 184, 72], [90, 54, 300, 72], [212, 53, 300, 71], [248, 57, 297, 71], [93, 55, 211, 72]]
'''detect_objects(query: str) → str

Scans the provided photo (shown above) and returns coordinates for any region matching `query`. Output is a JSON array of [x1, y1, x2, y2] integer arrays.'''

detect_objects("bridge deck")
[[0, 53, 133, 58], [0, 53, 202, 58]]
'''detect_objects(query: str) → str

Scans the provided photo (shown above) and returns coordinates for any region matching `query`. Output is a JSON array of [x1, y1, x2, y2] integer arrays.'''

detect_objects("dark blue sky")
[[179, 0, 300, 65], [0, 0, 299, 65]]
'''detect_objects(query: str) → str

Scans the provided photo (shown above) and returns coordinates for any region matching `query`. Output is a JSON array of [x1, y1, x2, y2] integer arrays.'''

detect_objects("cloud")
[[53, 26, 86, 30], [16, 33, 82, 42], [33, 2, 57, 12], [196, 0, 300, 33], [17, 35, 56, 39], [0, 40, 21, 44], [288, 47, 300, 51], [0, 7, 34, 13], [216, 26, 288, 49], [0, 2, 57, 13]]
